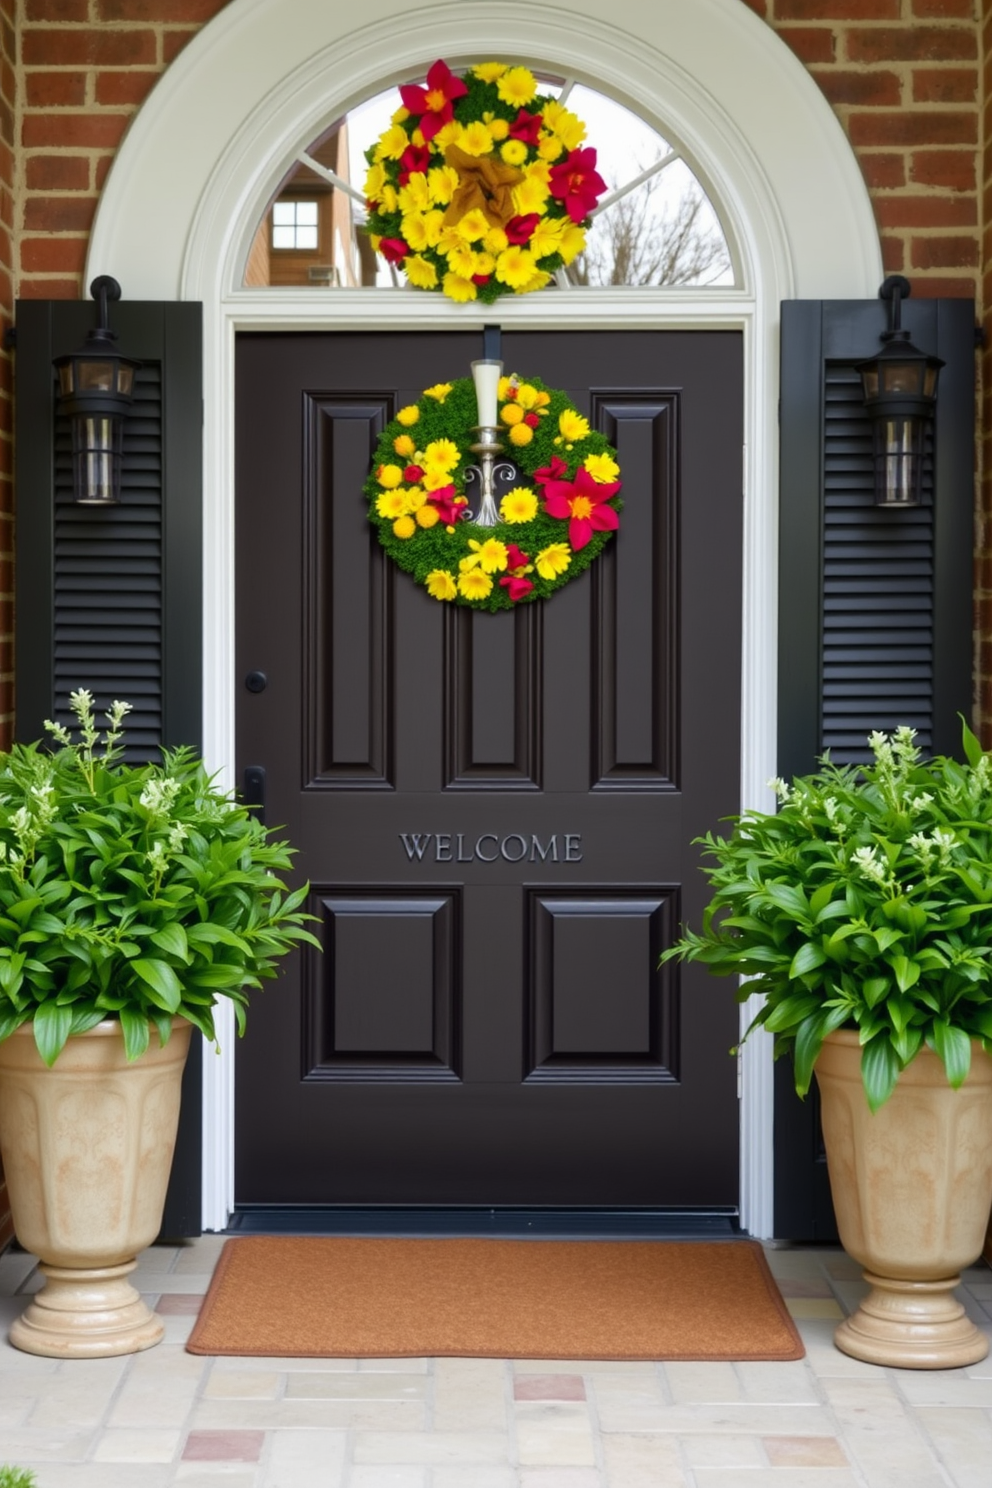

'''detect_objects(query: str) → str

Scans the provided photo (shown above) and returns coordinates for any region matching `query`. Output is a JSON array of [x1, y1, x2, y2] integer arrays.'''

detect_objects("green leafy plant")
[[662, 723, 992, 1111], [0, 1466, 38, 1488], [0, 690, 318, 1066]]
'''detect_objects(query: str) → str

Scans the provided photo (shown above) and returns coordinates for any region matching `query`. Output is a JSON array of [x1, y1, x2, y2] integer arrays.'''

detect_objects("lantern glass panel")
[[76, 360, 117, 393], [70, 413, 124, 505], [872, 414, 925, 508], [57, 364, 74, 396], [860, 365, 879, 399], [117, 365, 134, 397], [879, 360, 925, 396]]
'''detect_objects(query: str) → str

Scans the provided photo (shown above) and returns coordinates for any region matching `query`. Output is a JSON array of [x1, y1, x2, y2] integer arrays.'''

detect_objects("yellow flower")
[[519, 270, 552, 294], [424, 439, 460, 470], [557, 223, 586, 265], [484, 226, 509, 255], [393, 433, 415, 457], [513, 175, 550, 215], [426, 569, 458, 601], [500, 139, 528, 167], [402, 214, 432, 253], [458, 569, 494, 600], [363, 162, 387, 199], [405, 486, 427, 510], [392, 105, 410, 124], [433, 120, 461, 151], [398, 176, 432, 214], [379, 184, 398, 214], [423, 384, 453, 403], [438, 225, 466, 257], [501, 402, 524, 425], [535, 542, 572, 580], [456, 208, 491, 243], [443, 272, 478, 302], [543, 100, 586, 150], [397, 405, 420, 426], [496, 246, 537, 289], [509, 423, 533, 446], [559, 409, 590, 441], [497, 66, 537, 107], [474, 250, 496, 275], [529, 218, 565, 259], [405, 254, 438, 289], [488, 117, 510, 142], [411, 127, 426, 148], [393, 515, 416, 539], [416, 504, 440, 528], [428, 165, 460, 205], [376, 490, 408, 519], [444, 241, 478, 278], [377, 463, 404, 488], [515, 383, 540, 410], [458, 121, 494, 157], [423, 467, 455, 491], [463, 538, 508, 574], [376, 124, 410, 161], [584, 452, 621, 483], [537, 134, 564, 161], [473, 62, 507, 83], [500, 488, 538, 523], [498, 375, 516, 400]]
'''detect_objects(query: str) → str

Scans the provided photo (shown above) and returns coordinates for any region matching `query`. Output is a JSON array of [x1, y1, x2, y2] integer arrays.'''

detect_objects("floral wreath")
[[364, 375, 622, 611], [363, 59, 607, 303]]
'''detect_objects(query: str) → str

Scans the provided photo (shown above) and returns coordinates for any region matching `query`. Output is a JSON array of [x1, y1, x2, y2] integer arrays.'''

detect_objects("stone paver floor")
[[0, 1237, 990, 1486]]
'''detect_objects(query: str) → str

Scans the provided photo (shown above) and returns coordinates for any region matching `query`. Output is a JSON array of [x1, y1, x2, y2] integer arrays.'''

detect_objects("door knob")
[[245, 671, 267, 693]]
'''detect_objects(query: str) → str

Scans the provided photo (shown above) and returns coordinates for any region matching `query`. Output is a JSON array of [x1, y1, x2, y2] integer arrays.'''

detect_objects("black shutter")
[[775, 297, 974, 1240], [14, 299, 203, 1237]]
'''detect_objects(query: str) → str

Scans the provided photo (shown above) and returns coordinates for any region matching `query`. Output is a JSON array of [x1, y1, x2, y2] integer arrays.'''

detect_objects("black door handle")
[[243, 766, 266, 823]]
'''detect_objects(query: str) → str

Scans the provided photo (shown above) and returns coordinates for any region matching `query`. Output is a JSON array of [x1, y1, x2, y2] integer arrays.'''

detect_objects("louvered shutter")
[[774, 297, 974, 1241], [14, 299, 203, 1238]]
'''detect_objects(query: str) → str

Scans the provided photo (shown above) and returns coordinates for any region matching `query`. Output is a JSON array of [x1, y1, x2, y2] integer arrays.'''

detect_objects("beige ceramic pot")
[[0, 1017, 191, 1358], [815, 1028, 992, 1369]]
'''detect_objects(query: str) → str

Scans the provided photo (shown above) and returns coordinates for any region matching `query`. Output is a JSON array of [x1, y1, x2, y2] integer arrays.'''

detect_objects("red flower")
[[508, 109, 543, 146], [379, 238, 410, 264], [427, 485, 466, 525], [506, 543, 531, 571], [404, 464, 424, 483], [505, 213, 541, 246], [541, 465, 621, 551], [523, 412, 540, 429], [534, 456, 569, 486], [549, 147, 607, 223], [471, 274, 492, 286], [500, 574, 535, 603], [398, 143, 432, 186], [400, 60, 468, 143]]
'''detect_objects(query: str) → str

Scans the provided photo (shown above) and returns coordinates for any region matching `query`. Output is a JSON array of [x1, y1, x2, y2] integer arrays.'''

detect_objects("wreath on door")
[[364, 374, 622, 612]]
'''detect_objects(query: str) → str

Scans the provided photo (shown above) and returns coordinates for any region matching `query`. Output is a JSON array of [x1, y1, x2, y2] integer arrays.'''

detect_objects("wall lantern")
[[855, 274, 943, 509], [53, 275, 140, 506]]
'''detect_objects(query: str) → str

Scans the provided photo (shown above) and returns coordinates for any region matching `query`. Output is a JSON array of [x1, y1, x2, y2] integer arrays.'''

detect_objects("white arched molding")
[[88, 0, 882, 1237]]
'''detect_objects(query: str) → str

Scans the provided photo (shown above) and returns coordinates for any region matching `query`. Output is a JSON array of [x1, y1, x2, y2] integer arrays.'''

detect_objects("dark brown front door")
[[235, 329, 742, 1207]]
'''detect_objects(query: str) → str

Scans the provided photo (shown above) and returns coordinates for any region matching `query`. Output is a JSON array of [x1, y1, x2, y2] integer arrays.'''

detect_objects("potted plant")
[[663, 723, 992, 1368], [0, 690, 317, 1358]]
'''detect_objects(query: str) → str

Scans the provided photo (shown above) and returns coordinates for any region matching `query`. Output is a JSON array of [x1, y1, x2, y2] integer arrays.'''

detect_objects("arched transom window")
[[243, 71, 735, 291]]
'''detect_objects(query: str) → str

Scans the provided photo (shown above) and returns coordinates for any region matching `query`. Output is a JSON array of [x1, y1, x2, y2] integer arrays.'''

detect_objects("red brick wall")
[[979, 1, 992, 744]]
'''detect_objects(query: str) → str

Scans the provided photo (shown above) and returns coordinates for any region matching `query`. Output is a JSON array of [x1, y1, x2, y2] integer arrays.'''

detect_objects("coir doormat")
[[186, 1237, 804, 1361]]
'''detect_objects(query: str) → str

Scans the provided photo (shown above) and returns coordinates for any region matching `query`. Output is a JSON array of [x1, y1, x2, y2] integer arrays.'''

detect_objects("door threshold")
[[227, 1207, 741, 1239]]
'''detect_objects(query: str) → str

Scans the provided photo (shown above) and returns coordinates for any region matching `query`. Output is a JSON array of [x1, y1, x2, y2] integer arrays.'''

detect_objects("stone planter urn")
[[0, 1018, 191, 1358], [815, 1028, 992, 1369]]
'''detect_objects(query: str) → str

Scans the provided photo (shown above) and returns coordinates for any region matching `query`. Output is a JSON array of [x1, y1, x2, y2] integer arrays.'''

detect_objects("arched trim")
[[86, 0, 882, 1240]]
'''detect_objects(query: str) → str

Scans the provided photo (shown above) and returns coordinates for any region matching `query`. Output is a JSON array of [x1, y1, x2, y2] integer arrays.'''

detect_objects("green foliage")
[[0, 690, 319, 1067], [0, 1467, 38, 1488], [365, 376, 621, 610], [662, 721, 992, 1110]]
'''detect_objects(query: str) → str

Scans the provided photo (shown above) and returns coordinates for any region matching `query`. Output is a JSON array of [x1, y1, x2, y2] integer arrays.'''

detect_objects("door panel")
[[235, 329, 743, 1208]]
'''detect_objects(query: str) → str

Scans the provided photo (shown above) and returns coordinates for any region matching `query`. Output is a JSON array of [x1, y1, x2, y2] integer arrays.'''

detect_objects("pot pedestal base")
[[835, 1271, 989, 1370], [9, 1260, 164, 1359]]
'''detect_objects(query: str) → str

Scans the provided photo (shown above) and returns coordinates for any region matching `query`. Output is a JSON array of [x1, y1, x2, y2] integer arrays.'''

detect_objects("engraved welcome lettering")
[[400, 833, 582, 863]]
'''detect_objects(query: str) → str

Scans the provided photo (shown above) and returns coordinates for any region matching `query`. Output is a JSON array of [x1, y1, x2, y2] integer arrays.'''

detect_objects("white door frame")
[[86, 0, 882, 1236]]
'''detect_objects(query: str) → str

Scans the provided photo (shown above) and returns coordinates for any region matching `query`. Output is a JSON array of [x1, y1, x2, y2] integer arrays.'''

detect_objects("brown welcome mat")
[[186, 1237, 803, 1361]]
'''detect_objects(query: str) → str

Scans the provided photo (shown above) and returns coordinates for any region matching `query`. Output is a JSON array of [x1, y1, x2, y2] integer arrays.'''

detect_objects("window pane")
[[244, 76, 734, 290]]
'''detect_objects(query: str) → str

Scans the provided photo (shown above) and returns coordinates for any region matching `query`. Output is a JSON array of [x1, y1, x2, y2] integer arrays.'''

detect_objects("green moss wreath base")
[[364, 374, 622, 612]]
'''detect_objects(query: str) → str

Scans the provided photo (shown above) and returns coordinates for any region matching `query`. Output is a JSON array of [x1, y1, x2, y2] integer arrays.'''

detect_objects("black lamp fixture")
[[855, 274, 943, 509], [54, 275, 140, 505]]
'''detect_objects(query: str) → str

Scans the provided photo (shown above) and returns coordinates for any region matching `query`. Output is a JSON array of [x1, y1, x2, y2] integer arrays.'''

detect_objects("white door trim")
[[86, 0, 882, 1237]]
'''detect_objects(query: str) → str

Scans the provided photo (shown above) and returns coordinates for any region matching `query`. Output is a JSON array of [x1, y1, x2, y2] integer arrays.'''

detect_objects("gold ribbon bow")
[[442, 145, 524, 230]]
